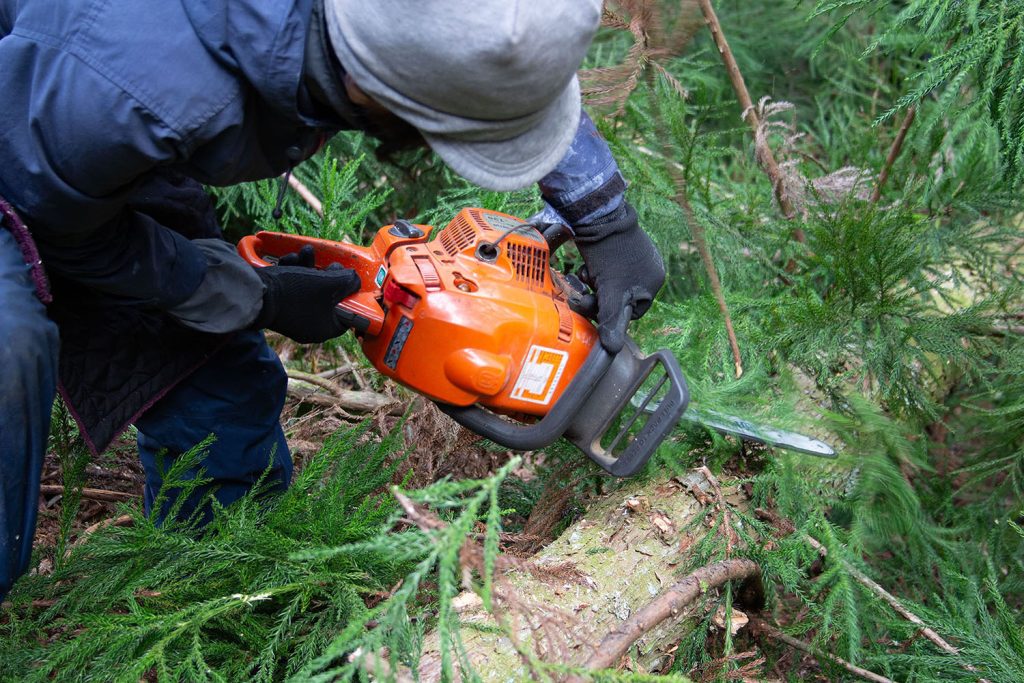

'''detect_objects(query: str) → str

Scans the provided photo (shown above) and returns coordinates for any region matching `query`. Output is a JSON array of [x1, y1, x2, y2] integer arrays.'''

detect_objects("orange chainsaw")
[[238, 208, 833, 476]]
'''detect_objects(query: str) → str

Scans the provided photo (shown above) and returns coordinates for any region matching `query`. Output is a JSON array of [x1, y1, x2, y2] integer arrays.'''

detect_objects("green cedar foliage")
[[2, 425, 408, 681], [8, 0, 1024, 680]]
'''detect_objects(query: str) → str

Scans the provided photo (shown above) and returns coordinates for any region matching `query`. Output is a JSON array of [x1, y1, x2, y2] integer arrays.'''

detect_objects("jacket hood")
[[181, 0, 314, 119]]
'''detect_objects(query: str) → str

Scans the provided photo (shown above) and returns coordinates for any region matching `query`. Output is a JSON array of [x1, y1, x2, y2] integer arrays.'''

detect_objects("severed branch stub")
[[583, 557, 761, 671]]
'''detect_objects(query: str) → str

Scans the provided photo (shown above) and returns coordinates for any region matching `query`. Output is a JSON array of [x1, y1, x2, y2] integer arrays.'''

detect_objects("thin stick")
[[77, 514, 133, 542], [38, 485, 137, 503], [648, 69, 744, 377], [871, 106, 917, 203], [285, 174, 323, 216], [696, 0, 797, 223], [680, 188, 743, 378], [584, 558, 760, 670], [750, 617, 895, 683]]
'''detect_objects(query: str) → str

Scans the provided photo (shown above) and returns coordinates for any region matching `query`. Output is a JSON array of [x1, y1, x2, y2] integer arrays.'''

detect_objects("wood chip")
[[712, 605, 749, 635]]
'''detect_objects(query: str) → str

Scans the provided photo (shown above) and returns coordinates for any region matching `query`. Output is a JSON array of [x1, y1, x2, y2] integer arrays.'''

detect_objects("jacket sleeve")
[[536, 109, 627, 228], [0, 34, 208, 308]]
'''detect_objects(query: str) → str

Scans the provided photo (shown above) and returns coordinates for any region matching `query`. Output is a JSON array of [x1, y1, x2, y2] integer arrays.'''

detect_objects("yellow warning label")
[[510, 346, 569, 405]]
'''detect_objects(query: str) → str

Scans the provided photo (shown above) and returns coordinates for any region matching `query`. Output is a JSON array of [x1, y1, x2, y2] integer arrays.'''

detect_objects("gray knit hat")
[[325, 0, 603, 191]]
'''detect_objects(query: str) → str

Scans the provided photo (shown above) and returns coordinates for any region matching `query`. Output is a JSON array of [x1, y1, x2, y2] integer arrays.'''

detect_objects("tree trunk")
[[417, 469, 751, 681]]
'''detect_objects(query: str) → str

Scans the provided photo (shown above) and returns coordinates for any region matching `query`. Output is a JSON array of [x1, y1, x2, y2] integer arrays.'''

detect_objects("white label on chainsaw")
[[511, 346, 568, 405]]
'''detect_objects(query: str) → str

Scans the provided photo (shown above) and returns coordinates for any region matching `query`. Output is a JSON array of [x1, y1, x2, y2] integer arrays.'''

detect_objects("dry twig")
[[750, 617, 895, 683], [38, 485, 137, 503]]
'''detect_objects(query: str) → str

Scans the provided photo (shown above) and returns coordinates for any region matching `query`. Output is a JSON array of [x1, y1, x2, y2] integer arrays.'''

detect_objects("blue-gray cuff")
[[537, 109, 627, 226], [166, 239, 265, 333]]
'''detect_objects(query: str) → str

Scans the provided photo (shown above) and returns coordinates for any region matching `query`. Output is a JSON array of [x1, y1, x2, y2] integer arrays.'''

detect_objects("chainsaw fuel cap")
[[388, 220, 424, 239]]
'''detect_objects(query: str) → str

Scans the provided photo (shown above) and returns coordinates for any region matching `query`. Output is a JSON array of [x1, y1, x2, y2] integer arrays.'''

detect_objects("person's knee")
[[0, 309, 58, 400]]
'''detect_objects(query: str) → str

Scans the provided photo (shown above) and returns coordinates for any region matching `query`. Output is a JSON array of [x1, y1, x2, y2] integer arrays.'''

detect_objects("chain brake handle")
[[237, 231, 385, 336]]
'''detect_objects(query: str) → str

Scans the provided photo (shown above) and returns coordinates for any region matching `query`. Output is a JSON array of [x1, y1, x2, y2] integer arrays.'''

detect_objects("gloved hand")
[[252, 245, 361, 343], [573, 201, 665, 353]]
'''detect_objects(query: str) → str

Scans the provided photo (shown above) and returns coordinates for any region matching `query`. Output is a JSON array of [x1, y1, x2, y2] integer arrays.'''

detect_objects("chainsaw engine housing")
[[364, 208, 597, 414]]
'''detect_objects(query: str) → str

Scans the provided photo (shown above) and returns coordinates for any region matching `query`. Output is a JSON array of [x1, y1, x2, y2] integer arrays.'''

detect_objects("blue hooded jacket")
[[0, 0, 627, 452], [0, 0, 331, 307]]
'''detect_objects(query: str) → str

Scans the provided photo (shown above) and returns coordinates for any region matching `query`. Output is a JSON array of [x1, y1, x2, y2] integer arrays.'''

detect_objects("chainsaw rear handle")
[[238, 231, 386, 336]]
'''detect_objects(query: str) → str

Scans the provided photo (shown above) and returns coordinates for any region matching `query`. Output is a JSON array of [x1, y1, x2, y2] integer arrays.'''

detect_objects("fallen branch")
[[750, 617, 895, 683], [871, 106, 917, 204], [38, 485, 137, 503], [286, 373, 402, 414], [583, 558, 760, 670]]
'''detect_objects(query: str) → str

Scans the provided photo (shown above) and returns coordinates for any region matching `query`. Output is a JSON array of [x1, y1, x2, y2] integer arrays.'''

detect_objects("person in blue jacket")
[[0, 0, 665, 601]]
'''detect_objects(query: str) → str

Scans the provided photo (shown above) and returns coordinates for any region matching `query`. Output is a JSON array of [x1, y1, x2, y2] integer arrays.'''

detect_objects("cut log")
[[416, 470, 752, 681]]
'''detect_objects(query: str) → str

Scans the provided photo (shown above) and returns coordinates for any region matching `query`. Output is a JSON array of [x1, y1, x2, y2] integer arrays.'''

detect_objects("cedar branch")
[[871, 106, 917, 204], [696, 0, 798, 224], [583, 558, 760, 670], [755, 508, 990, 682]]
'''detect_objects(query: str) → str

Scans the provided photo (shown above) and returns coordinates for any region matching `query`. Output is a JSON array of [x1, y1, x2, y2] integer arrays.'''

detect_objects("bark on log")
[[416, 470, 750, 681]]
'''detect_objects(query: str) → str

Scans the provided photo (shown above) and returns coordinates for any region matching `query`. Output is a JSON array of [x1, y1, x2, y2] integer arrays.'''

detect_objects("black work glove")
[[252, 245, 361, 343], [573, 201, 665, 353]]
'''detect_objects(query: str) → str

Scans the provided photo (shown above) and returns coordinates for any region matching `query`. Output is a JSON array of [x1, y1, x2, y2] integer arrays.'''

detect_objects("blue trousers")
[[0, 229, 291, 601]]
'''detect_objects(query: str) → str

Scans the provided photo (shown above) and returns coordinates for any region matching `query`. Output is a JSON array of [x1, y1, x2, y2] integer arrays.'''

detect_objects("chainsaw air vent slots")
[[507, 242, 548, 287], [440, 214, 476, 256]]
